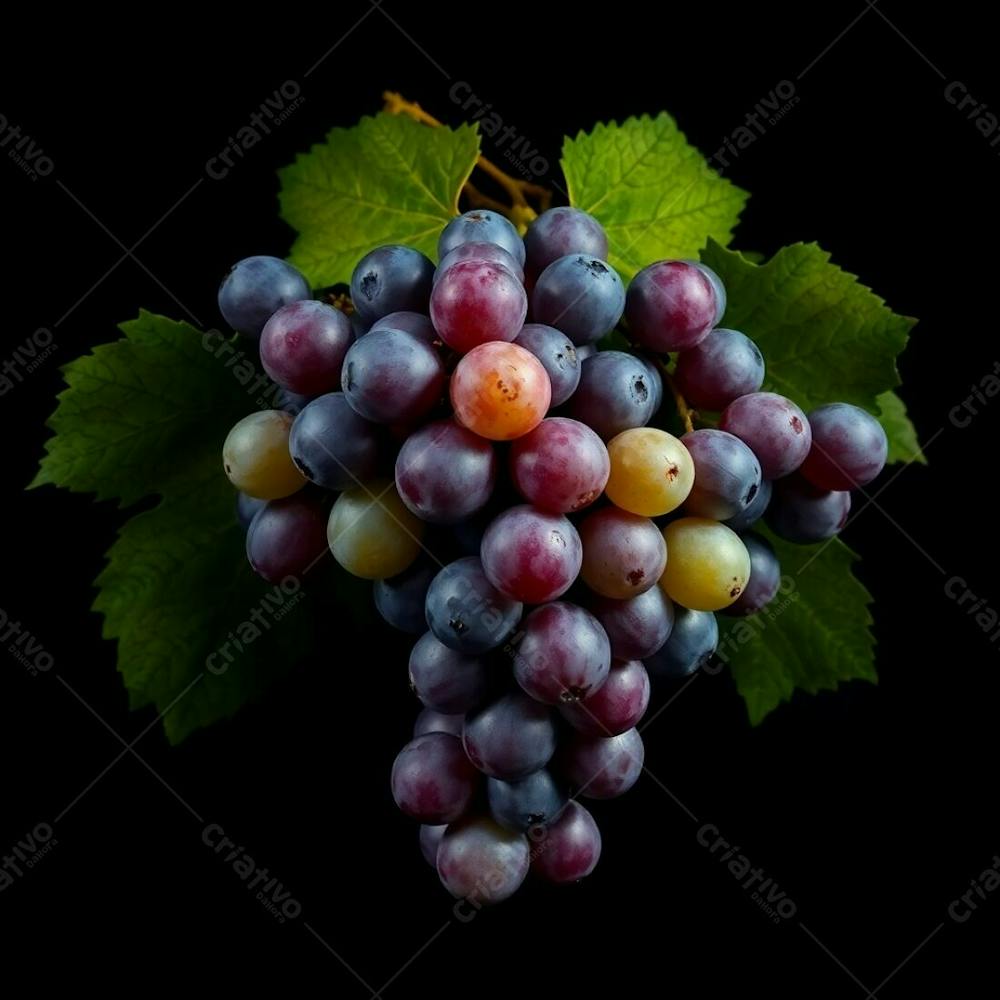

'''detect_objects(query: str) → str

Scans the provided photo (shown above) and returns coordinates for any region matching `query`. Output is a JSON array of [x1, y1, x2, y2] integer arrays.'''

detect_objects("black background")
[[3, 1, 999, 995]]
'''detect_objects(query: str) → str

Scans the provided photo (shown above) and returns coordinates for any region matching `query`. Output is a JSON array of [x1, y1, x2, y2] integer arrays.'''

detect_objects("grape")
[[374, 560, 438, 634], [605, 428, 695, 517], [724, 533, 782, 616], [559, 659, 650, 737], [341, 327, 445, 424], [259, 300, 352, 395], [350, 245, 435, 325], [236, 492, 266, 529], [567, 351, 661, 440], [685, 260, 727, 326], [420, 824, 447, 867], [644, 607, 718, 679], [430, 260, 527, 354], [579, 506, 667, 599], [681, 428, 763, 521], [588, 587, 674, 660], [222, 410, 306, 500], [436, 817, 530, 904], [766, 474, 851, 543], [513, 324, 581, 406], [724, 477, 772, 533], [369, 310, 439, 346], [487, 770, 567, 832], [512, 602, 611, 705], [719, 392, 812, 479], [327, 481, 424, 579], [559, 728, 644, 800], [531, 800, 602, 883], [408, 631, 491, 714], [450, 342, 552, 441], [438, 210, 526, 267], [674, 328, 765, 410], [414, 709, 465, 739], [289, 392, 382, 491], [508, 418, 609, 513], [463, 692, 557, 779], [217, 256, 311, 338], [436, 241, 524, 284], [245, 492, 329, 583], [390, 732, 479, 824], [800, 402, 889, 490], [395, 420, 497, 524], [659, 517, 751, 612], [276, 388, 313, 416], [425, 556, 523, 653], [625, 260, 718, 352], [531, 254, 625, 345], [480, 505, 582, 603], [523, 207, 608, 278]]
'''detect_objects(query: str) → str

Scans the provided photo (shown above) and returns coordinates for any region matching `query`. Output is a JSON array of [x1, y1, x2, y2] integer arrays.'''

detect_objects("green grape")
[[605, 427, 694, 517], [659, 517, 751, 612], [222, 410, 306, 500], [327, 480, 425, 579]]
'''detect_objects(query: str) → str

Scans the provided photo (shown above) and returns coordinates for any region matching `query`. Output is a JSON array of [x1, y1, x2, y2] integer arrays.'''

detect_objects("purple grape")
[[801, 402, 889, 490], [245, 493, 328, 583], [395, 420, 497, 524], [438, 210, 526, 267], [259, 300, 352, 396], [559, 659, 650, 737], [430, 260, 528, 354], [724, 533, 782, 616], [720, 392, 812, 479], [419, 824, 447, 867], [350, 245, 435, 325], [408, 631, 491, 714], [531, 801, 602, 883], [341, 327, 445, 423], [531, 254, 625, 345], [588, 587, 675, 660], [480, 505, 582, 604], [766, 474, 851, 543], [463, 692, 557, 779], [390, 732, 480, 824], [513, 324, 581, 406], [724, 478, 773, 533], [436, 816, 530, 903], [625, 260, 718, 352], [559, 727, 644, 800], [523, 207, 609, 278], [414, 708, 465, 739], [369, 311, 439, 346], [644, 607, 718, 679], [236, 492, 266, 529], [674, 328, 765, 411], [487, 770, 566, 832], [578, 506, 666, 599], [568, 351, 661, 440], [218, 256, 311, 338], [289, 392, 382, 490], [436, 241, 524, 284], [425, 557, 523, 654], [374, 560, 438, 634], [511, 602, 611, 705], [685, 260, 727, 326], [682, 428, 763, 521], [508, 418, 609, 514]]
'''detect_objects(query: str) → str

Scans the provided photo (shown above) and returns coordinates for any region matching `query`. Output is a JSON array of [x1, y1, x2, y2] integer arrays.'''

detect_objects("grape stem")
[[383, 91, 552, 229], [655, 357, 696, 434]]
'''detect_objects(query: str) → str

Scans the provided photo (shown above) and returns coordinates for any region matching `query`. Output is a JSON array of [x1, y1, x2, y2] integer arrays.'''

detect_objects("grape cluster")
[[218, 207, 888, 904]]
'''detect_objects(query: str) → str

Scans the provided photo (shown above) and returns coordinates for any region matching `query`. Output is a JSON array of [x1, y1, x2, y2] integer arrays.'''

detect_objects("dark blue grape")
[[438, 210, 526, 267], [532, 255, 625, 345], [218, 256, 311, 338], [644, 607, 718, 679], [463, 691, 557, 779], [374, 559, 438, 634], [350, 245, 435, 325], [487, 770, 567, 832], [289, 392, 381, 490], [568, 351, 660, 440]]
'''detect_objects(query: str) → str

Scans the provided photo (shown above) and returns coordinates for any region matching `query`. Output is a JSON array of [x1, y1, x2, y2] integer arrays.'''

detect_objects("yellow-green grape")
[[659, 517, 751, 612], [223, 410, 306, 500], [605, 428, 694, 517], [328, 481, 425, 579]]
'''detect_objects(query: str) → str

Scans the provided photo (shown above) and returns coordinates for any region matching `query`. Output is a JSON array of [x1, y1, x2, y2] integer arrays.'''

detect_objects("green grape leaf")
[[562, 112, 747, 281], [700, 239, 920, 459], [877, 390, 926, 465], [30, 312, 318, 743], [718, 534, 876, 725], [279, 112, 480, 286]]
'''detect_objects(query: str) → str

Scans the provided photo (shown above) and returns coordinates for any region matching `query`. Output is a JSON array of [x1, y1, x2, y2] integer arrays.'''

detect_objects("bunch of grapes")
[[219, 206, 888, 904]]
